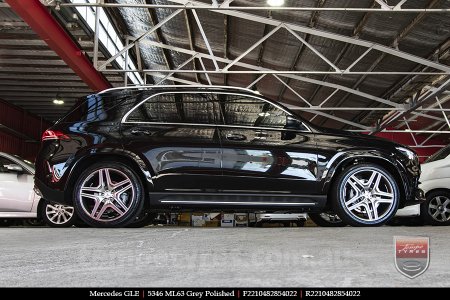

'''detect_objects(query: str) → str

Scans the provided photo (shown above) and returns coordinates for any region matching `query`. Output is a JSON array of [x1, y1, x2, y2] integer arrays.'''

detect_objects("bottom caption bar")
[[3, 287, 443, 298]]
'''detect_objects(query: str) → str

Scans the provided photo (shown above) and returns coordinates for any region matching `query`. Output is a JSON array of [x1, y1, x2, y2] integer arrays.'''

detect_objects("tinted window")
[[220, 94, 306, 130], [126, 93, 220, 125], [425, 145, 450, 163], [59, 93, 136, 123]]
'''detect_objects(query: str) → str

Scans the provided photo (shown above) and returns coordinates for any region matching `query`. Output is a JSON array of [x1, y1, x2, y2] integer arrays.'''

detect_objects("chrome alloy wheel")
[[342, 169, 395, 222], [79, 168, 135, 223], [45, 204, 74, 225], [428, 196, 450, 222]]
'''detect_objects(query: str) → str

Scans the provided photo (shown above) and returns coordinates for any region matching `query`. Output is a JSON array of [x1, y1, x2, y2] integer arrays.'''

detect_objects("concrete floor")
[[0, 226, 448, 287]]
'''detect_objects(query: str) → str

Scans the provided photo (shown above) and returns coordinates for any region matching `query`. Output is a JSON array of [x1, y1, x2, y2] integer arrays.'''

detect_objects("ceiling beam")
[[5, 0, 110, 91]]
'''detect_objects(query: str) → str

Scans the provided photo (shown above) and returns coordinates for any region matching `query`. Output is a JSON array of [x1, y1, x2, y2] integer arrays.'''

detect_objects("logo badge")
[[394, 236, 429, 278]]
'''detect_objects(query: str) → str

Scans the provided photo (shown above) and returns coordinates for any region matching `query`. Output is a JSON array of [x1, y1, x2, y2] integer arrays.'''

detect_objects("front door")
[[217, 93, 319, 197], [0, 156, 34, 212]]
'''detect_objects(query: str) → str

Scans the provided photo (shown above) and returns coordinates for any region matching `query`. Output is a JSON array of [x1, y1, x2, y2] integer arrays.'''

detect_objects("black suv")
[[35, 86, 423, 227]]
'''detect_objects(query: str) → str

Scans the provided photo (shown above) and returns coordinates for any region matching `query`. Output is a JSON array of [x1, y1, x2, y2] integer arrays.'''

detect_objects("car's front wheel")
[[421, 191, 450, 226], [332, 164, 400, 226], [41, 199, 77, 228], [73, 162, 144, 228]]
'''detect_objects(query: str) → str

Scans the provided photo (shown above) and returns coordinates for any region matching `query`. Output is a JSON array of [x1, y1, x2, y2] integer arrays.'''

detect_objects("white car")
[[0, 152, 76, 227], [395, 145, 450, 226]]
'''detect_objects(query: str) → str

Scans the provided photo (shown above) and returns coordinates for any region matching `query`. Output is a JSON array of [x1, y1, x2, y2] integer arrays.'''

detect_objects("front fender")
[[320, 150, 409, 200]]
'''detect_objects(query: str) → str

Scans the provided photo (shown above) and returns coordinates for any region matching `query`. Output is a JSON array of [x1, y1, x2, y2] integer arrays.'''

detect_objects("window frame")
[[122, 91, 312, 133]]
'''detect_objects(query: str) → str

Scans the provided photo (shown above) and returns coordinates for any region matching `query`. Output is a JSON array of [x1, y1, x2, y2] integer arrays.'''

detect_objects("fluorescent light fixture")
[[53, 99, 64, 105], [258, 112, 271, 117], [267, 0, 285, 6]]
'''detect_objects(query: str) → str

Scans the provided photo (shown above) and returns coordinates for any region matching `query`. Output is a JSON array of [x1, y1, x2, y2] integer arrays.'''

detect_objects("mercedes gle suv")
[[35, 86, 424, 227]]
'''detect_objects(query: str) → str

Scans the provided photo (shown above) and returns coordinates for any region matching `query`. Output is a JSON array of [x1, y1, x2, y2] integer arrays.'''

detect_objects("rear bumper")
[[34, 178, 70, 205]]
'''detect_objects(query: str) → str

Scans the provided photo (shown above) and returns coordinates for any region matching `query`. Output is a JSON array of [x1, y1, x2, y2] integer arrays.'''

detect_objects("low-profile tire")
[[41, 199, 77, 228], [309, 212, 346, 227], [73, 162, 144, 228], [126, 211, 157, 228], [420, 191, 450, 226], [332, 163, 400, 227]]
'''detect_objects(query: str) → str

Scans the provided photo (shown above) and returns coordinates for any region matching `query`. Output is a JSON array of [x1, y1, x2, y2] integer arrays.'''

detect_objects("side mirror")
[[284, 116, 303, 130], [5, 164, 23, 173]]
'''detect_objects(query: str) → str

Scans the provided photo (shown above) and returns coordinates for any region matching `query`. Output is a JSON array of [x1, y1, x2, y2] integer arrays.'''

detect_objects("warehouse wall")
[[0, 100, 52, 161]]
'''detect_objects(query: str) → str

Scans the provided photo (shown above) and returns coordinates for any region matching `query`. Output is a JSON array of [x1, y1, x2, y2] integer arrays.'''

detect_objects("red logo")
[[394, 236, 429, 278]]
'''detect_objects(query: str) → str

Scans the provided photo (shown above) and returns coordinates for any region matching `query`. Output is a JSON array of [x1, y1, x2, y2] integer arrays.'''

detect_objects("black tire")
[[332, 163, 400, 227], [73, 162, 144, 228], [41, 199, 78, 228], [420, 191, 450, 226], [126, 211, 157, 228], [0, 219, 13, 227], [309, 212, 346, 227], [23, 218, 46, 227]]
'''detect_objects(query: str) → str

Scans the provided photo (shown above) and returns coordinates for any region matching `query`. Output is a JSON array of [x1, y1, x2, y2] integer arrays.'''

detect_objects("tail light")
[[41, 130, 70, 141]]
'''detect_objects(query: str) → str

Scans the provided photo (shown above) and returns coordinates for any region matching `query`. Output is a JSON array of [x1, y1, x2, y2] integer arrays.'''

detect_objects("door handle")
[[225, 133, 246, 141], [131, 129, 151, 135]]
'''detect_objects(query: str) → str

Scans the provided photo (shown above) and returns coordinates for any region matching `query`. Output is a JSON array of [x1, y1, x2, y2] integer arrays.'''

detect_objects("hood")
[[318, 127, 403, 147]]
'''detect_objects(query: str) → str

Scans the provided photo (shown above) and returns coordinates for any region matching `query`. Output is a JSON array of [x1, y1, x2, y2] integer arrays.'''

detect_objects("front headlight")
[[396, 146, 420, 174], [395, 146, 416, 161]]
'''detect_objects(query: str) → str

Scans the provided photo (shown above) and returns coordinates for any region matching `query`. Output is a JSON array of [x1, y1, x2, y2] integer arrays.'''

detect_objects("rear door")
[[121, 92, 222, 197], [217, 93, 319, 196]]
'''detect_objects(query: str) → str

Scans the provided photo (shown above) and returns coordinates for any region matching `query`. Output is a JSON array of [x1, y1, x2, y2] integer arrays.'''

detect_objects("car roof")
[[97, 85, 261, 96]]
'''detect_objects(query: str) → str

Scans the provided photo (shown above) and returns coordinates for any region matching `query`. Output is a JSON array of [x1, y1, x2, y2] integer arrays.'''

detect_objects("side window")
[[426, 145, 450, 163], [0, 157, 16, 173], [127, 93, 181, 123], [221, 94, 307, 130], [126, 93, 220, 125]]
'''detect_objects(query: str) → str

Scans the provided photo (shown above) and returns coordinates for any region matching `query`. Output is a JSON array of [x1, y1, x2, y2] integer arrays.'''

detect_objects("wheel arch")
[[322, 152, 407, 207], [63, 151, 154, 206], [425, 188, 450, 197]]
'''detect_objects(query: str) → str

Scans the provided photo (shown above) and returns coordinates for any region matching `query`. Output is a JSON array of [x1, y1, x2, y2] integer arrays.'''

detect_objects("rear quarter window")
[[58, 92, 139, 123]]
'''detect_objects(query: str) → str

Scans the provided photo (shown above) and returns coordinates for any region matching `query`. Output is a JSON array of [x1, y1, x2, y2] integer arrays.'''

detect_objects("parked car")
[[250, 212, 307, 227], [394, 145, 450, 226], [35, 85, 423, 228], [0, 152, 76, 227]]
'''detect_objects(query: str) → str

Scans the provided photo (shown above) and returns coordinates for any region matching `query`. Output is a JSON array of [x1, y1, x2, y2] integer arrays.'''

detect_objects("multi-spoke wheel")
[[41, 199, 77, 228], [420, 191, 450, 226], [308, 212, 346, 227], [73, 162, 144, 228], [332, 164, 400, 226]]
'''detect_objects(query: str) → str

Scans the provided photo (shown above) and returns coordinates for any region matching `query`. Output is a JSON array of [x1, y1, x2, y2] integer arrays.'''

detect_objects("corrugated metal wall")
[[0, 100, 52, 161]]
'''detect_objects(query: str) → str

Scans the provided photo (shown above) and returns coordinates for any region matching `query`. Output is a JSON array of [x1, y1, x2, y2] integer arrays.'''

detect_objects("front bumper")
[[403, 188, 425, 207]]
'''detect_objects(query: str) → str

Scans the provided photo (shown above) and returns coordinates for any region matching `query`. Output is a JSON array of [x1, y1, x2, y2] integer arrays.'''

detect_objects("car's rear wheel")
[[126, 211, 157, 228], [420, 191, 450, 226], [41, 199, 77, 228], [332, 164, 400, 227], [73, 162, 144, 228], [308, 212, 346, 227]]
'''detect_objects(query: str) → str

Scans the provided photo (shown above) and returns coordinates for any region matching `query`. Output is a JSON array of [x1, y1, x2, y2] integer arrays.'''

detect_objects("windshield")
[[425, 145, 450, 163]]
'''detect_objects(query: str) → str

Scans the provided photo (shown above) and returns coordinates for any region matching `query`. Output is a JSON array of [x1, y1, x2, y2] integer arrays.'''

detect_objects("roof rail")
[[98, 85, 258, 95]]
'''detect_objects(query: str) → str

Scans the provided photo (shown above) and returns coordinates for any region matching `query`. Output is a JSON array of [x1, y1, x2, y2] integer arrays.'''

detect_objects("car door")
[[0, 156, 34, 212], [121, 91, 222, 198], [217, 93, 319, 196]]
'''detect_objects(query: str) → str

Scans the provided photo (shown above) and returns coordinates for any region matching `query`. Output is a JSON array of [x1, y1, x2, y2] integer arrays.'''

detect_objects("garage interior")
[[0, 0, 449, 287]]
